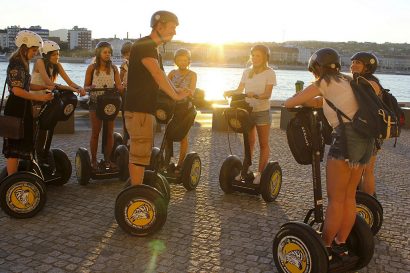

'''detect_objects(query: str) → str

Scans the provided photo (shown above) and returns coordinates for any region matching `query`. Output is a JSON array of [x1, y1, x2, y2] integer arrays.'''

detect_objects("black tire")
[[0, 172, 47, 218], [181, 152, 201, 191], [19, 160, 44, 180], [356, 191, 383, 235], [273, 222, 329, 273], [143, 170, 170, 205], [75, 148, 91, 185], [50, 149, 72, 185], [111, 132, 124, 162], [115, 184, 167, 236], [260, 161, 282, 202], [148, 147, 161, 171], [347, 215, 375, 270], [219, 155, 241, 194], [0, 167, 7, 181], [115, 145, 129, 181]]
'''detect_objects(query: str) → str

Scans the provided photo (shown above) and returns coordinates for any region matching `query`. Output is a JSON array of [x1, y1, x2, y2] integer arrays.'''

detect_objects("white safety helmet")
[[15, 30, 43, 48], [41, 40, 60, 55]]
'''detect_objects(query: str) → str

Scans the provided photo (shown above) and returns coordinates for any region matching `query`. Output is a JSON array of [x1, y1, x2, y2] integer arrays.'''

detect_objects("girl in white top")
[[284, 48, 374, 259], [224, 45, 276, 184], [84, 41, 123, 170]]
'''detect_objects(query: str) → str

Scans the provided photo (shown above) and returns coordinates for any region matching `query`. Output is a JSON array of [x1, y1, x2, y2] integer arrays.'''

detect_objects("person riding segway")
[[218, 94, 282, 202]]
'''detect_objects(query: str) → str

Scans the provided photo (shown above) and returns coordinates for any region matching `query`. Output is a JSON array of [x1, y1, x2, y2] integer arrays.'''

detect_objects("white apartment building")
[[68, 26, 92, 50]]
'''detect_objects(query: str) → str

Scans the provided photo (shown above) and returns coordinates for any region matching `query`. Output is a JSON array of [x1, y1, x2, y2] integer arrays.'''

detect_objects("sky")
[[1, 0, 410, 44]]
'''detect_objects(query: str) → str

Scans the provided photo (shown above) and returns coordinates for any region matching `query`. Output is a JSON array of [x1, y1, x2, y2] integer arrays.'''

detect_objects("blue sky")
[[1, 0, 409, 44]]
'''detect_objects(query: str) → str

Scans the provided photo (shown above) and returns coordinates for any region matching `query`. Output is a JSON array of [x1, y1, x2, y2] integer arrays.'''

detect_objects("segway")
[[75, 88, 129, 185], [218, 94, 282, 202], [148, 93, 201, 191], [115, 91, 181, 236], [272, 107, 375, 273], [0, 88, 77, 218]]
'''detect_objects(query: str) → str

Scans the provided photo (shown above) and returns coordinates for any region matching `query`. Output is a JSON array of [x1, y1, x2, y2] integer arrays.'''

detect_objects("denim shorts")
[[250, 110, 271, 126], [328, 123, 374, 166]]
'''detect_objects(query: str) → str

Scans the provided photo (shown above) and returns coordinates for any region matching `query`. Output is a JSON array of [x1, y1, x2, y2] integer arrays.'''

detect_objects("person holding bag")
[[2, 30, 54, 176]]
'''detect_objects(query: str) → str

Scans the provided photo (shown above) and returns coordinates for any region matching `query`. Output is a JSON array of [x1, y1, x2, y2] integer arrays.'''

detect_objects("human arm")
[[142, 57, 188, 101], [113, 66, 124, 94], [224, 82, 245, 98], [12, 86, 53, 102], [57, 63, 86, 96], [188, 71, 197, 97], [83, 64, 95, 90], [284, 83, 323, 108], [247, 84, 274, 100]]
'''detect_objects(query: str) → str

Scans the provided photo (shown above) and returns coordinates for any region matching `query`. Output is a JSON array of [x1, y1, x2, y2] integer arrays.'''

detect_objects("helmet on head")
[[174, 48, 191, 60], [41, 40, 60, 55], [351, 52, 378, 74], [308, 48, 341, 73], [121, 41, 133, 55], [95, 41, 113, 55], [15, 30, 43, 48], [150, 10, 179, 28], [251, 44, 270, 60]]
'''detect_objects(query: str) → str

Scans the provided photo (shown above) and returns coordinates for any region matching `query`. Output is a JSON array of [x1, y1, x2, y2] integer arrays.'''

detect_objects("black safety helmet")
[[351, 52, 378, 74], [150, 10, 179, 28], [95, 41, 113, 55], [308, 48, 341, 74], [251, 44, 270, 61]]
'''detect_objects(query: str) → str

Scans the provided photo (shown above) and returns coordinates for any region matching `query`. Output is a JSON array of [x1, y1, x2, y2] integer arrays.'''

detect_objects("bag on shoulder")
[[381, 88, 405, 136], [286, 111, 324, 165], [0, 81, 25, 139], [327, 76, 400, 140]]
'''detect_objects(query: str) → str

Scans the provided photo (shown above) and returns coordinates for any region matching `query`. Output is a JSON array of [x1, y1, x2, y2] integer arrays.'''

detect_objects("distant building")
[[50, 29, 69, 42], [0, 29, 7, 49], [5, 25, 49, 51], [68, 26, 91, 50]]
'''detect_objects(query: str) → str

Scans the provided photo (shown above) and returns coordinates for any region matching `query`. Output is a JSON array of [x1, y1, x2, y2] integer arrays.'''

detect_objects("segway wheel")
[[115, 184, 167, 236], [260, 161, 282, 202], [115, 145, 129, 181], [111, 132, 124, 162], [0, 161, 44, 181], [219, 155, 242, 194], [356, 191, 383, 235], [181, 152, 201, 191], [50, 148, 72, 185], [148, 147, 162, 171], [143, 170, 170, 205], [0, 167, 7, 181], [0, 172, 47, 218], [347, 215, 375, 270], [273, 222, 329, 273], [75, 148, 91, 185]]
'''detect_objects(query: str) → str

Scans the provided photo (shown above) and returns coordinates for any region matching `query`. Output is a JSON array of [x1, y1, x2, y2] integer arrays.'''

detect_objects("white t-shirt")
[[318, 77, 358, 128], [30, 71, 49, 95], [240, 67, 276, 112]]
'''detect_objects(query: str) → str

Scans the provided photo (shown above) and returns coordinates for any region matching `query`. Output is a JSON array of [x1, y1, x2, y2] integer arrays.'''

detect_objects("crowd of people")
[[2, 10, 388, 262]]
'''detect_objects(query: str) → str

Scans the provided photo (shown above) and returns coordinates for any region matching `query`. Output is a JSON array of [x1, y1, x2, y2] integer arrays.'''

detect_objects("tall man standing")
[[124, 10, 189, 185]]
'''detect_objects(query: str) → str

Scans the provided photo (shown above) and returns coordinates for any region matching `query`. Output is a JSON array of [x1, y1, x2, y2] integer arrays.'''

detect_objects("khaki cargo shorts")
[[124, 111, 154, 166]]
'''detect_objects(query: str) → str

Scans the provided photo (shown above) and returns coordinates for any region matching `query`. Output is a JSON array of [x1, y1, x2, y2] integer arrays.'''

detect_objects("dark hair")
[[95, 45, 113, 76], [9, 45, 30, 72], [121, 42, 133, 56], [313, 65, 351, 86], [43, 52, 59, 81]]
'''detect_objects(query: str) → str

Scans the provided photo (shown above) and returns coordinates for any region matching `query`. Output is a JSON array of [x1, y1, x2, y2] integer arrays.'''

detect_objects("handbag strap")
[[325, 98, 352, 122], [0, 80, 6, 114]]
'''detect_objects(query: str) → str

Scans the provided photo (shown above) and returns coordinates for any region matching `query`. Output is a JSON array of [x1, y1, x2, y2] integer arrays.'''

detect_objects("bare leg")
[[177, 135, 188, 167], [89, 112, 102, 168], [360, 155, 377, 196], [129, 164, 145, 185], [248, 126, 257, 162], [104, 120, 115, 163], [256, 124, 270, 172], [6, 158, 18, 175]]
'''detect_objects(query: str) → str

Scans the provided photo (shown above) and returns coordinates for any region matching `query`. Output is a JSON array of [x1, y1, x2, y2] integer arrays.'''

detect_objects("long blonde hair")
[[9, 45, 30, 72], [248, 44, 270, 79]]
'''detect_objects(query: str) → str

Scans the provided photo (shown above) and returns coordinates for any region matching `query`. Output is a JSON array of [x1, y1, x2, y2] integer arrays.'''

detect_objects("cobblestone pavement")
[[0, 114, 409, 273]]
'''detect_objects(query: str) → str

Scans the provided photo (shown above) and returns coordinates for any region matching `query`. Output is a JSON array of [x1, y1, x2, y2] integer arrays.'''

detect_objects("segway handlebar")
[[287, 107, 321, 113], [87, 87, 117, 92]]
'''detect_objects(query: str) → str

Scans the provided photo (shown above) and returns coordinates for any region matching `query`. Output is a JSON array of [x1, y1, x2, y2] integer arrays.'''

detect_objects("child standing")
[[167, 48, 197, 174]]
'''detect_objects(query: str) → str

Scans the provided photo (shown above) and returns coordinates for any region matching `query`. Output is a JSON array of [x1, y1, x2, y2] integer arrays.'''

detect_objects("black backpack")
[[326, 76, 400, 140], [286, 111, 325, 165], [382, 88, 405, 137]]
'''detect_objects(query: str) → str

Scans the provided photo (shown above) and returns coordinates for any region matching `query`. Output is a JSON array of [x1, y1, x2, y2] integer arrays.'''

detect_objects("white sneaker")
[[253, 172, 261, 184]]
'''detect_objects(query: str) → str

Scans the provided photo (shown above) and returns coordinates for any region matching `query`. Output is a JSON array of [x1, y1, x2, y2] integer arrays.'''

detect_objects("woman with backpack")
[[84, 41, 123, 170], [350, 52, 383, 197], [284, 48, 374, 260]]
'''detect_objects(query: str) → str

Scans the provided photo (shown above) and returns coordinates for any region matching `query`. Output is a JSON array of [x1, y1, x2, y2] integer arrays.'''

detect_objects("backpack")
[[326, 76, 400, 140], [381, 88, 405, 136], [286, 111, 325, 165]]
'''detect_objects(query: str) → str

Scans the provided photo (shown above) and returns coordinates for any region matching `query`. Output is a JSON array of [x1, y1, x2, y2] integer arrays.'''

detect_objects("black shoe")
[[331, 242, 349, 257]]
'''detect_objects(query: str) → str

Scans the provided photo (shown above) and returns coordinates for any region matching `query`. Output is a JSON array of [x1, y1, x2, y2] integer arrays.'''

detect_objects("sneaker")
[[253, 172, 261, 184], [331, 242, 349, 257]]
